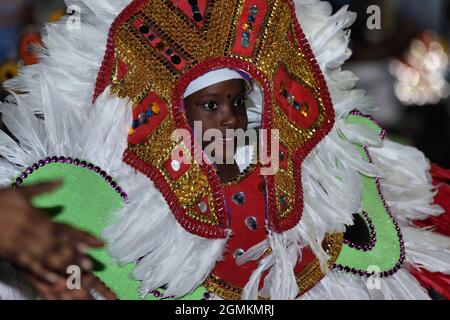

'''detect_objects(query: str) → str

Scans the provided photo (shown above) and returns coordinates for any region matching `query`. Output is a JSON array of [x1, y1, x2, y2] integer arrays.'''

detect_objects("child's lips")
[[217, 137, 236, 145]]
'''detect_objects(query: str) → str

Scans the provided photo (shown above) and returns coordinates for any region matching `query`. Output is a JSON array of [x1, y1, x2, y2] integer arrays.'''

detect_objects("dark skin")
[[184, 79, 248, 182], [0, 182, 117, 300]]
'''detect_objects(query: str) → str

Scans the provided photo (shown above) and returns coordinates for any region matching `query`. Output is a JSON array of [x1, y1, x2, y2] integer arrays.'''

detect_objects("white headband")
[[183, 68, 247, 99]]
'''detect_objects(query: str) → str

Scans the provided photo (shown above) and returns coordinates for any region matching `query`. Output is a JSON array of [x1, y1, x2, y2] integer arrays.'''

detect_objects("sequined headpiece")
[[94, 0, 335, 239]]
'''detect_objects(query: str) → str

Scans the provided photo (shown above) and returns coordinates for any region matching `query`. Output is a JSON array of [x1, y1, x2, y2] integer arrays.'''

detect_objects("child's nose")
[[220, 104, 238, 129]]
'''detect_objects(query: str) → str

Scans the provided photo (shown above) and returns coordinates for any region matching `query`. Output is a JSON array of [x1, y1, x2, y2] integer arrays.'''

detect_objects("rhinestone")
[[138, 112, 147, 125], [233, 248, 244, 259], [242, 31, 250, 39], [247, 15, 255, 23], [232, 192, 245, 205], [287, 94, 294, 105], [279, 195, 288, 209], [198, 201, 208, 214], [139, 25, 149, 34], [250, 5, 258, 15], [293, 101, 300, 110], [151, 103, 160, 115], [171, 160, 181, 172], [156, 41, 165, 50], [188, 0, 198, 5], [148, 34, 156, 41], [170, 55, 182, 65], [279, 150, 285, 161], [300, 103, 309, 117], [152, 290, 161, 298], [242, 22, 253, 32], [145, 109, 153, 118], [193, 12, 203, 22], [245, 216, 257, 230], [241, 38, 250, 48]]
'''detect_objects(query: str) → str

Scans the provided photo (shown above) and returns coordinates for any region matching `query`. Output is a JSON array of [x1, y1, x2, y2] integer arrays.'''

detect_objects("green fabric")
[[334, 115, 401, 272], [23, 162, 205, 300]]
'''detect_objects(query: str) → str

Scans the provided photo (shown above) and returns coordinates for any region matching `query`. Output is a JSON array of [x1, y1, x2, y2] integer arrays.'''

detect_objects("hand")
[[19, 268, 117, 300], [0, 182, 117, 299]]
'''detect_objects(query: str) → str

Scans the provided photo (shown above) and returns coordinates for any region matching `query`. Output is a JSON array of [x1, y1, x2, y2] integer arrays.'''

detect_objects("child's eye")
[[234, 98, 246, 108], [202, 101, 219, 111]]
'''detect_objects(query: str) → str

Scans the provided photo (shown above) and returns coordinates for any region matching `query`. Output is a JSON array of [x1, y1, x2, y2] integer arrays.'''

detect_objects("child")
[[0, 0, 449, 300], [183, 69, 251, 182]]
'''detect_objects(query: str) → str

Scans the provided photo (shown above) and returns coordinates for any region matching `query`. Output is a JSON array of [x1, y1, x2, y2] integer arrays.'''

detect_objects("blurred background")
[[0, 0, 449, 166]]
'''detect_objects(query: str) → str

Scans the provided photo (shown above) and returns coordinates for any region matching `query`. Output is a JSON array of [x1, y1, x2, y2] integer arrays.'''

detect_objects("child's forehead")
[[183, 68, 250, 99], [186, 78, 247, 99]]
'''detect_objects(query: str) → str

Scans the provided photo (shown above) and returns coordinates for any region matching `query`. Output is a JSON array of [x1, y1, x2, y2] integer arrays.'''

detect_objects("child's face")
[[184, 79, 248, 160]]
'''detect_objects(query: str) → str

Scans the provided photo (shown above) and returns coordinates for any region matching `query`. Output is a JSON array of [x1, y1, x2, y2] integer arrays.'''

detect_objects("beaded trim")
[[343, 211, 377, 252], [333, 113, 405, 278], [350, 110, 387, 139], [12, 156, 129, 203]]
